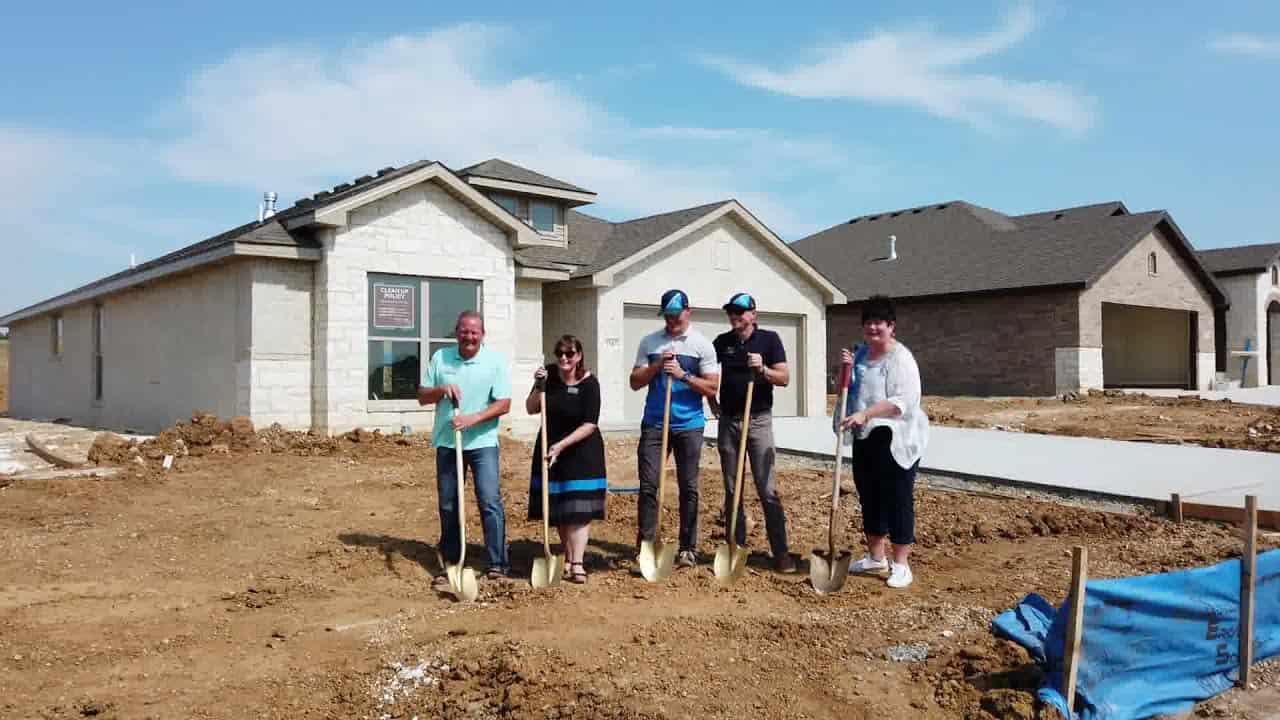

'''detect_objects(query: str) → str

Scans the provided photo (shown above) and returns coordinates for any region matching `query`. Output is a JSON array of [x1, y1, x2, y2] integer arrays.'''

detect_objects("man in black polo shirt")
[[712, 292, 793, 572]]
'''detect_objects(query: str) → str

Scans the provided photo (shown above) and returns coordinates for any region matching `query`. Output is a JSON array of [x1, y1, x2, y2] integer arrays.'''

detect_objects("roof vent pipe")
[[259, 192, 278, 222], [872, 235, 898, 263]]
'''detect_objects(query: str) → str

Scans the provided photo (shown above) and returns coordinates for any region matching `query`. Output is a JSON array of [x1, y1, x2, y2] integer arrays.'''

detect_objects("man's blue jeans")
[[436, 445, 508, 571]]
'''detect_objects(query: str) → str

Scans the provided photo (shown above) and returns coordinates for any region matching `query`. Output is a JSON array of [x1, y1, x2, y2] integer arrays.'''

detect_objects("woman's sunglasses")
[[554, 349, 577, 358]]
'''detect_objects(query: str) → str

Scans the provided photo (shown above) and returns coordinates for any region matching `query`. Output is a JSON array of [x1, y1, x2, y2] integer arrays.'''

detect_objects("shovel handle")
[[727, 379, 755, 549], [539, 391, 553, 557], [455, 427, 467, 570], [830, 361, 853, 558], [656, 378, 674, 532]]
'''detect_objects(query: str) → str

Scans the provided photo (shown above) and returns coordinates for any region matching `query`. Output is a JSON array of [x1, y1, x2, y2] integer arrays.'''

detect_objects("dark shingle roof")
[[792, 201, 1224, 305], [1197, 243, 1280, 276], [1015, 201, 1129, 227], [1, 160, 437, 322], [514, 201, 730, 277], [457, 158, 593, 195]]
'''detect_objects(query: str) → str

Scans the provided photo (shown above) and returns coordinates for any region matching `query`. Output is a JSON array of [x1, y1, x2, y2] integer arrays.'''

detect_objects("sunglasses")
[[554, 349, 577, 358]]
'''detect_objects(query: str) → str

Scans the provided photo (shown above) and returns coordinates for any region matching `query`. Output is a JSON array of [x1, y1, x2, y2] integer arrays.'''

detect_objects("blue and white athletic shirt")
[[633, 326, 720, 431]]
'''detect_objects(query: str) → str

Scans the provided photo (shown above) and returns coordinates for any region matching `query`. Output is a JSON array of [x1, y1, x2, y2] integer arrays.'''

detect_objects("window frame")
[[366, 273, 482, 410], [51, 314, 64, 358], [92, 304, 104, 403], [530, 200, 557, 233], [1272, 265, 1277, 286], [1147, 251, 1158, 276]]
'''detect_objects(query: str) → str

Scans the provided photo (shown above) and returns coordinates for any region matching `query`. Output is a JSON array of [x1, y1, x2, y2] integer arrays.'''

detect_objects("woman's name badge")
[[567, 386, 580, 395]]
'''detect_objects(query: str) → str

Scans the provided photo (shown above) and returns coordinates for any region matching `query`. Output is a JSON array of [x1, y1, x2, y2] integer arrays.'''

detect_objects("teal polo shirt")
[[422, 345, 511, 450]]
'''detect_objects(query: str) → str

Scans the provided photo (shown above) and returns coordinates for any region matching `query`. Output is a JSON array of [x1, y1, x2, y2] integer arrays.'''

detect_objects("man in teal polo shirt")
[[418, 310, 512, 584]]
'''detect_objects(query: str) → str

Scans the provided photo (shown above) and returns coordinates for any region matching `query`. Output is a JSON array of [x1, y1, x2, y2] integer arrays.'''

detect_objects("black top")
[[713, 326, 786, 417], [537, 367, 602, 446]]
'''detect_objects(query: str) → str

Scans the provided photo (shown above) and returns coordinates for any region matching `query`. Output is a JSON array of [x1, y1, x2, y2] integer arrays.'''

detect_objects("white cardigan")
[[832, 342, 930, 470]]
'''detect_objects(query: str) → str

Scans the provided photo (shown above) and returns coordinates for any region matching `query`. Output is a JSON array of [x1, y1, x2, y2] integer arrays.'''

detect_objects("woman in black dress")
[[525, 335, 608, 584]]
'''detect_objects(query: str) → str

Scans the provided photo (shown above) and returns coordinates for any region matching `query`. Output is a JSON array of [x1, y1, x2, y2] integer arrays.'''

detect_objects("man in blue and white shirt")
[[630, 289, 720, 568]]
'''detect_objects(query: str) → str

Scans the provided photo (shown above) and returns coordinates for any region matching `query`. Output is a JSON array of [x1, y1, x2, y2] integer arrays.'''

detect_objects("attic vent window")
[[1148, 252, 1158, 276], [1273, 266, 1278, 286]]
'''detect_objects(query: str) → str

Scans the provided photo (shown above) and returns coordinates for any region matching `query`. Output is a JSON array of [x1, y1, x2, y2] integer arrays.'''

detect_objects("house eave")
[[463, 176, 597, 207], [0, 243, 321, 326]]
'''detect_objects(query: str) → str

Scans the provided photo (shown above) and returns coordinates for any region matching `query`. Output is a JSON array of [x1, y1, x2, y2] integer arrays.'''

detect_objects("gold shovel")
[[530, 388, 565, 588], [639, 380, 677, 582], [446, 427, 480, 602], [810, 361, 854, 595], [714, 378, 754, 584]]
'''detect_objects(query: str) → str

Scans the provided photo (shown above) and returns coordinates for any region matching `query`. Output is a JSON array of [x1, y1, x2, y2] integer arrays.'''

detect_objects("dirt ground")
[[827, 391, 1280, 454], [3, 417, 1278, 720], [0, 337, 9, 414]]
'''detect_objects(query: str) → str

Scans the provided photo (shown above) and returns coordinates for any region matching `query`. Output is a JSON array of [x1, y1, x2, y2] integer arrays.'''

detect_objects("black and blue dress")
[[529, 369, 608, 525]]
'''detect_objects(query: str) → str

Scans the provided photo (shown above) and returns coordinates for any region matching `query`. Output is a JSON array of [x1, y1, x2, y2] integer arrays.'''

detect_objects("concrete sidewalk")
[[705, 416, 1280, 525], [1123, 386, 1280, 407]]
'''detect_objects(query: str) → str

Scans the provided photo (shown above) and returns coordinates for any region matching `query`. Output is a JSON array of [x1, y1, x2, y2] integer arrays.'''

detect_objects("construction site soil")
[[823, 391, 1280, 454], [3, 414, 1278, 719]]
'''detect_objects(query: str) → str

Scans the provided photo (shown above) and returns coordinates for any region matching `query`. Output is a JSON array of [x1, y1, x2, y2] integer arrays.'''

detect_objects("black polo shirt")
[[713, 326, 786, 417]]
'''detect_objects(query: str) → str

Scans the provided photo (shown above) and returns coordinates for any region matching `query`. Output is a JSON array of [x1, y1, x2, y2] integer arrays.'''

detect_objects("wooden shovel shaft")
[[655, 379, 674, 536], [455, 428, 467, 569], [727, 380, 755, 551], [540, 391, 553, 557], [830, 362, 853, 560]]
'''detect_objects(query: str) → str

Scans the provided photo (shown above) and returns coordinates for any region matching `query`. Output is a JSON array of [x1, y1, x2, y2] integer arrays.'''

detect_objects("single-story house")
[[792, 200, 1227, 396], [0, 158, 843, 434], [1197, 242, 1280, 387]]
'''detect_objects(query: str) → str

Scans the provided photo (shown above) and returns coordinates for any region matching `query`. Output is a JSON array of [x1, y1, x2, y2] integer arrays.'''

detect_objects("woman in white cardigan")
[[833, 295, 929, 588]]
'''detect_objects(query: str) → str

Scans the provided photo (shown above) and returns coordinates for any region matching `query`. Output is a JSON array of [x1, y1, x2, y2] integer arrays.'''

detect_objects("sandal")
[[568, 562, 587, 584]]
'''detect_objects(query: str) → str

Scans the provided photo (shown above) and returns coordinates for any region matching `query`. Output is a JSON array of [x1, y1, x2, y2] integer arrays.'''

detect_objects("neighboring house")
[[793, 201, 1226, 396], [1197, 242, 1280, 387], [0, 158, 842, 433]]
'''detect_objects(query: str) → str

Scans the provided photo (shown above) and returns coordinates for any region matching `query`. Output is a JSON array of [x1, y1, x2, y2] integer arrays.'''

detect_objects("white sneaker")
[[850, 554, 889, 574], [886, 563, 913, 588]]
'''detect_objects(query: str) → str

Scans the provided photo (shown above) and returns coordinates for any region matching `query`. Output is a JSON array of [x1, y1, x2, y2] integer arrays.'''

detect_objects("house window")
[[1272, 266, 1278, 286], [493, 194, 520, 217], [51, 314, 64, 357], [713, 237, 731, 271], [531, 201, 557, 233], [1148, 252, 1158, 275], [367, 274, 481, 402], [92, 304, 104, 401]]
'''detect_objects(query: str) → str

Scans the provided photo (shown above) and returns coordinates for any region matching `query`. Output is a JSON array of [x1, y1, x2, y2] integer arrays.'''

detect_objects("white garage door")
[[1102, 303, 1192, 388], [622, 305, 803, 421]]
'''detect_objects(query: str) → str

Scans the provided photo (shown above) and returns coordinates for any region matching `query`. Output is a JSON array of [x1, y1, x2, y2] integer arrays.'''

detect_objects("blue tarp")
[[993, 549, 1280, 719]]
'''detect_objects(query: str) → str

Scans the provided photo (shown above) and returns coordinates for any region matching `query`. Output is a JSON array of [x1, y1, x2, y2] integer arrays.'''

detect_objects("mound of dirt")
[[88, 412, 436, 468]]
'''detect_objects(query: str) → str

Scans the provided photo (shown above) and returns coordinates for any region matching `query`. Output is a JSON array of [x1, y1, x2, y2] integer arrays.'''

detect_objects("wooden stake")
[[1239, 495, 1258, 688], [1169, 493, 1183, 523], [1063, 546, 1089, 714]]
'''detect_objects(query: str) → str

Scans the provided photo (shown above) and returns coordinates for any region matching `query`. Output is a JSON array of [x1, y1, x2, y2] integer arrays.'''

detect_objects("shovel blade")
[[530, 555, 565, 589], [808, 549, 852, 595], [639, 539, 675, 582], [713, 544, 750, 583], [447, 564, 480, 602]]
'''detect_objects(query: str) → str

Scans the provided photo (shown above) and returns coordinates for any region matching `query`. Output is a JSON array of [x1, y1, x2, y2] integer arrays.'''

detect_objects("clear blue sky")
[[3, 1, 1278, 315]]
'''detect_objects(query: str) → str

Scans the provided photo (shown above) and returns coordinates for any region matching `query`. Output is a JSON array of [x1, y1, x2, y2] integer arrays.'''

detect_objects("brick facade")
[[312, 181, 516, 434], [827, 289, 1080, 397]]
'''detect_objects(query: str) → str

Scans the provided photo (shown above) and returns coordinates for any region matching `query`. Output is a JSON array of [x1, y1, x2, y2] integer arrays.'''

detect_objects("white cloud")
[[159, 25, 853, 236], [1208, 34, 1280, 59], [701, 3, 1096, 134]]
